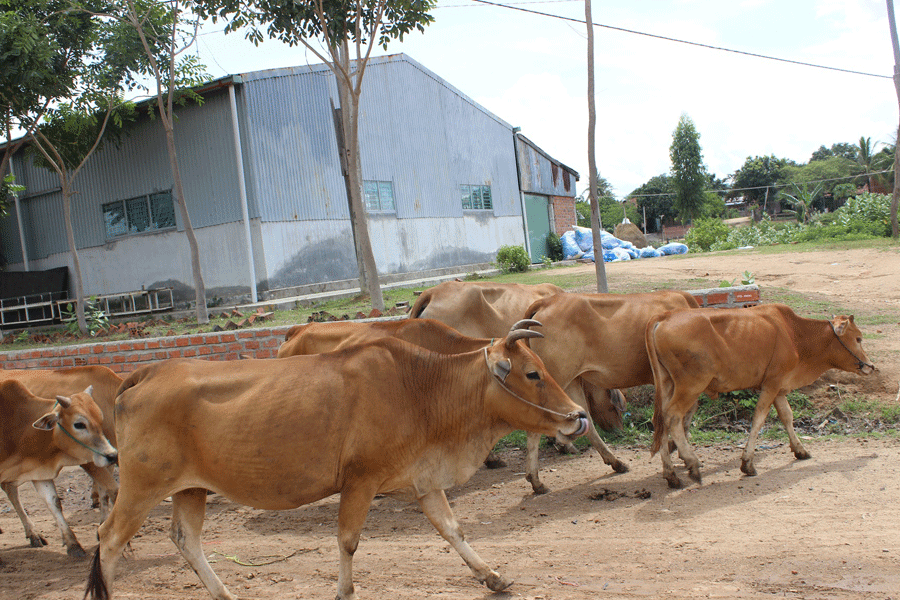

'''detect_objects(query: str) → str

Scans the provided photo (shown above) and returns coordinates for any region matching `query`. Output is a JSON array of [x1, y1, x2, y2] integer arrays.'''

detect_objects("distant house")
[[1, 54, 577, 310]]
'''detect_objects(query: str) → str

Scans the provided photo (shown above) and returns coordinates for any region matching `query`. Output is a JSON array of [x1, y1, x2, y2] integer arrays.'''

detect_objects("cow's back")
[[0, 367, 122, 444], [525, 290, 700, 390], [410, 281, 563, 337]]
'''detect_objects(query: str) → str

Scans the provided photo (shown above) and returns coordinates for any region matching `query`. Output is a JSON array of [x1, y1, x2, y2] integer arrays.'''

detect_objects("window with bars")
[[103, 191, 176, 239], [364, 180, 395, 212], [460, 184, 493, 211]]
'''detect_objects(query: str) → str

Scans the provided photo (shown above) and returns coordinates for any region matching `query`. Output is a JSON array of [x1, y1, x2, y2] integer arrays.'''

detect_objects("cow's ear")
[[82, 385, 93, 396], [832, 317, 848, 336], [33, 412, 59, 431], [491, 358, 511, 382]]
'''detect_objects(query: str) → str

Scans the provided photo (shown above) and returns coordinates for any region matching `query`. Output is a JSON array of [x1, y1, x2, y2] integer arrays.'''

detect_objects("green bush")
[[834, 192, 891, 237], [495, 244, 530, 273], [546, 232, 563, 262], [685, 217, 730, 251]]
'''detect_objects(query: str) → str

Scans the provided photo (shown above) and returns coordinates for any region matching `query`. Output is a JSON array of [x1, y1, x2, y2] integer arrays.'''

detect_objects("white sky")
[[193, 0, 898, 199]]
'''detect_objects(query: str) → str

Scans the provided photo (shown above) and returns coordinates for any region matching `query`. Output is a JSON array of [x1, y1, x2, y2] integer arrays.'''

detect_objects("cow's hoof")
[[794, 450, 811, 460], [526, 474, 550, 495], [484, 456, 507, 469], [28, 534, 48, 548], [740, 460, 757, 477], [554, 442, 579, 455], [664, 474, 683, 489], [67, 543, 87, 559], [484, 572, 514, 592], [610, 460, 629, 474], [688, 468, 702, 484]]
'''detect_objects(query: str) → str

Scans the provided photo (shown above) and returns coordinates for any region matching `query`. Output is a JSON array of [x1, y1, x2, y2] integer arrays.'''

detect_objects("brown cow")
[[520, 290, 701, 492], [0, 380, 117, 557], [409, 281, 626, 474], [85, 324, 588, 600], [646, 304, 875, 488], [0, 367, 122, 515]]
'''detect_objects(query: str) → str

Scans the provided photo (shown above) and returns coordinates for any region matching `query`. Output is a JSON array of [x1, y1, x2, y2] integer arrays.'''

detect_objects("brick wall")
[[0, 285, 760, 370], [550, 195, 576, 235], [0, 326, 291, 373]]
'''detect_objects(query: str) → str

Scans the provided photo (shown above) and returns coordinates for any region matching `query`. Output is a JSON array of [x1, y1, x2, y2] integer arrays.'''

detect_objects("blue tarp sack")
[[639, 246, 662, 259], [574, 226, 594, 252], [582, 249, 595, 262], [609, 247, 632, 261], [561, 230, 583, 259], [600, 230, 621, 250], [659, 242, 689, 255]]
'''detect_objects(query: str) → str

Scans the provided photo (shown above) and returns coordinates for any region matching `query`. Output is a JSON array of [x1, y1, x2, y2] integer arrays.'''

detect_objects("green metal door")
[[524, 194, 551, 264]]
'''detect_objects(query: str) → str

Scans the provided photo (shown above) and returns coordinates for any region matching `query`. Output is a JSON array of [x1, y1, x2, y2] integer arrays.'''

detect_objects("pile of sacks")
[[561, 226, 688, 262]]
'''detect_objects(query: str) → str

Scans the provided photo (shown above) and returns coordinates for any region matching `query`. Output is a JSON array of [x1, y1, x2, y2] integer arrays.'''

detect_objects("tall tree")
[[197, 0, 436, 311], [584, 0, 608, 292], [92, 0, 212, 324], [669, 113, 707, 224]]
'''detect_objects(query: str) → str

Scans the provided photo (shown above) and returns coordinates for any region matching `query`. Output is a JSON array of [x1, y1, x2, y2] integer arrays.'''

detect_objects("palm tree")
[[857, 136, 877, 192]]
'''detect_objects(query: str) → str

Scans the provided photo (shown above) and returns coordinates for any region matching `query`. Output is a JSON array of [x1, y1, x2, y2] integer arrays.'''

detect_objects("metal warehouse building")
[[1, 53, 578, 314]]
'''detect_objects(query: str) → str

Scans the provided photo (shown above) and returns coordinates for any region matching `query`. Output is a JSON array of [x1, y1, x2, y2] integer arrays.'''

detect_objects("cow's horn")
[[505, 328, 544, 348], [510, 319, 542, 331]]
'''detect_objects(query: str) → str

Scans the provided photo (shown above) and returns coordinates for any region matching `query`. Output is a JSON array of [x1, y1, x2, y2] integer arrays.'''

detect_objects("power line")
[[466, 0, 891, 80], [625, 169, 894, 198]]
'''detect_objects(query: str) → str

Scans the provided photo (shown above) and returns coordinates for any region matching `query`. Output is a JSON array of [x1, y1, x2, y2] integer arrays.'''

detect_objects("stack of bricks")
[[0, 285, 760, 372]]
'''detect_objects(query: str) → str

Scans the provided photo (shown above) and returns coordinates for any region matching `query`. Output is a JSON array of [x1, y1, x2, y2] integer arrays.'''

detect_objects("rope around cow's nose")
[[483, 347, 578, 419], [51, 400, 112, 458]]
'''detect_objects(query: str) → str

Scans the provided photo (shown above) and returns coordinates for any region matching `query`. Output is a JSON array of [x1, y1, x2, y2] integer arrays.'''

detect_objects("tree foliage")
[[728, 155, 792, 207], [669, 113, 707, 224], [628, 174, 673, 233]]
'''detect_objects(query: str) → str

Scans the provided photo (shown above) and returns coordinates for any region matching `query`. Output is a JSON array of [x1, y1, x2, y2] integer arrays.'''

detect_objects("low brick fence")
[[0, 286, 760, 373]]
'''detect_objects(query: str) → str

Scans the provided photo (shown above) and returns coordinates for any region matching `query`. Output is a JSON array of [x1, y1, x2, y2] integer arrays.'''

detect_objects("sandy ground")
[[2, 245, 899, 600]]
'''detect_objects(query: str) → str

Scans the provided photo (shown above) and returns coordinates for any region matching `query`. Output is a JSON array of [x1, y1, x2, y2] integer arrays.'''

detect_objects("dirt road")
[[2, 245, 899, 600]]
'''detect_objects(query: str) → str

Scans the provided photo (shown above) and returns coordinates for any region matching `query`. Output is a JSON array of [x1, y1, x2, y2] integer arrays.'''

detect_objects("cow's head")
[[830, 315, 875, 375], [33, 385, 118, 467], [485, 320, 588, 440]]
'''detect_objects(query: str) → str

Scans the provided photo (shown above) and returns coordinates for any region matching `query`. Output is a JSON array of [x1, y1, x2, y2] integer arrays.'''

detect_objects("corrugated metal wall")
[[239, 55, 521, 223], [1, 92, 244, 264], [516, 134, 578, 198]]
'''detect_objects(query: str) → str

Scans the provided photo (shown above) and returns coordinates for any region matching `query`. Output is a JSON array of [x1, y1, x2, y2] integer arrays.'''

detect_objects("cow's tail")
[[84, 546, 109, 600], [646, 315, 669, 457]]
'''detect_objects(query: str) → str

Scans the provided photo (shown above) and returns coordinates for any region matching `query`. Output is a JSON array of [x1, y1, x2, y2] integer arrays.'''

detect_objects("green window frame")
[[103, 190, 176, 239], [460, 184, 493, 211], [364, 180, 395, 212]]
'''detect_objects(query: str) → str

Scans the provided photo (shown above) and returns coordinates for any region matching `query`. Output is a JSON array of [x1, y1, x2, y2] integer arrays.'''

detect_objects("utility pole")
[[585, 0, 609, 292], [887, 0, 900, 238]]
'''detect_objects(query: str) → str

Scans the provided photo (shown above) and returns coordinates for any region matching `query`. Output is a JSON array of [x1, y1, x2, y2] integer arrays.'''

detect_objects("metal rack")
[[0, 288, 175, 329], [0, 291, 69, 328]]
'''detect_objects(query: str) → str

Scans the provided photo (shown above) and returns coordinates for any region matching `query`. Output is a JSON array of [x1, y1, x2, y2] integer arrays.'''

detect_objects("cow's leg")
[[674, 402, 699, 459], [88, 488, 163, 600], [170, 488, 235, 600], [666, 408, 702, 485], [483, 450, 507, 469], [418, 489, 513, 592], [773, 393, 810, 460], [1, 481, 48, 548], [741, 390, 778, 476], [81, 463, 119, 522], [524, 431, 549, 494], [31, 479, 85, 558], [562, 382, 627, 472], [336, 483, 378, 600]]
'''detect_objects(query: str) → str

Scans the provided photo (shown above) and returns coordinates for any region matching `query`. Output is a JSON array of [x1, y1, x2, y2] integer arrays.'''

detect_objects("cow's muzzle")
[[95, 451, 118, 468], [561, 411, 589, 440]]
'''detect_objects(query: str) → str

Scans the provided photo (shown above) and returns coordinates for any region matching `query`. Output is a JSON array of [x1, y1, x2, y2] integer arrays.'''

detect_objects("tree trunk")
[[336, 43, 384, 311], [61, 178, 87, 335], [163, 123, 208, 323], [585, 0, 609, 292], [888, 0, 900, 238]]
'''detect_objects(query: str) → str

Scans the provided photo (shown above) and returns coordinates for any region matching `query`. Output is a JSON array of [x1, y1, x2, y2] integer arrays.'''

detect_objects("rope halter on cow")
[[52, 398, 110, 458], [829, 319, 874, 372], [483, 319, 581, 420]]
